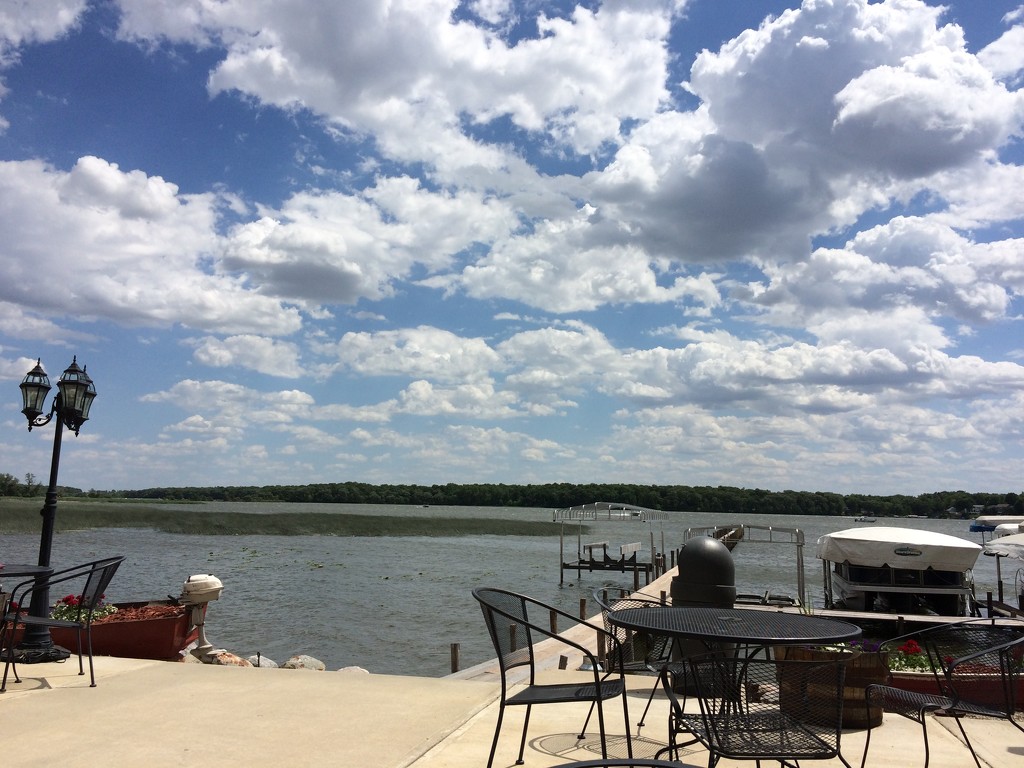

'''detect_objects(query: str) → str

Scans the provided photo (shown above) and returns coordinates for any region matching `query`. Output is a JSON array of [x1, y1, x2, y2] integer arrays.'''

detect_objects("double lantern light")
[[20, 357, 96, 435], [16, 357, 97, 661]]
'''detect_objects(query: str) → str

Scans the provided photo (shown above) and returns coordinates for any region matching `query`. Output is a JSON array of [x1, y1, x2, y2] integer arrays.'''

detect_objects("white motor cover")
[[180, 574, 224, 604]]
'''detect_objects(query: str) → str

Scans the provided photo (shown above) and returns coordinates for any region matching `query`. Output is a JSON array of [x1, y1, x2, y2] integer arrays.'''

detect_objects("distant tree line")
[[2, 473, 1019, 518], [44, 480, 1020, 518], [0, 472, 46, 497]]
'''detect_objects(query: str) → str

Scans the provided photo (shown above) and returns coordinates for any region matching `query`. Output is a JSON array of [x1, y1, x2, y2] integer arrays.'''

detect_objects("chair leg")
[[485, 701, 506, 768], [0, 646, 16, 693], [948, 714, 983, 768], [0, 627, 21, 692], [859, 717, 873, 768], [579, 701, 595, 739], [86, 626, 96, 687], [919, 713, 932, 768], [636, 678, 659, 734], [620, 687, 633, 759], [75, 627, 85, 676], [594, 699, 607, 758], [516, 703, 533, 765]]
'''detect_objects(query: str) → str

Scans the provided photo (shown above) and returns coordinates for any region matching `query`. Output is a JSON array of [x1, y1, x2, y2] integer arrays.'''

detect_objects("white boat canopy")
[[993, 523, 1023, 538], [816, 527, 981, 572], [973, 515, 1024, 528], [983, 532, 1024, 561]]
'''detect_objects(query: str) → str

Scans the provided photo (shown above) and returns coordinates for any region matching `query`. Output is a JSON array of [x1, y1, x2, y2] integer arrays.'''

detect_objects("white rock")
[[282, 654, 326, 671]]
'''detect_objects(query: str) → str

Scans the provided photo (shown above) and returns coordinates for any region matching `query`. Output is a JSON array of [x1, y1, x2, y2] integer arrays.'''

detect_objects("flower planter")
[[775, 646, 888, 729], [886, 670, 941, 697], [9, 601, 199, 661], [887, 669, 1024, 711]]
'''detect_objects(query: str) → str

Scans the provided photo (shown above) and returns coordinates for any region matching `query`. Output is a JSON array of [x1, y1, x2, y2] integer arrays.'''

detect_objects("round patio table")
[[0, 564, 53, 579], [608, 604, 862, 648], [609, 605, 862, 762]]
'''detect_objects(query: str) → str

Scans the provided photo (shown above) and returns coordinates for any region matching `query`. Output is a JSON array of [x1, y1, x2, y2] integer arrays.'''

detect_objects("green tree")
[[0, 472, 21, 496]]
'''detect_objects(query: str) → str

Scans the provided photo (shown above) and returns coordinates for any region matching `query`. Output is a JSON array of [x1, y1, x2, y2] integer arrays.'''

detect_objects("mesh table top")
[[608, 605, 862, 645], [0, 564, 52, 578]]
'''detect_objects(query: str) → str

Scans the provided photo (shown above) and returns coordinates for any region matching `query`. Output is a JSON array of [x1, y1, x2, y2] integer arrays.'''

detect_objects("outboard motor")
[[179, 574, 224, 662]]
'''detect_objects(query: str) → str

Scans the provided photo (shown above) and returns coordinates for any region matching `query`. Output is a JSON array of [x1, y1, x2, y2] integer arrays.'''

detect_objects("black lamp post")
[[17, 357, 96, 661]]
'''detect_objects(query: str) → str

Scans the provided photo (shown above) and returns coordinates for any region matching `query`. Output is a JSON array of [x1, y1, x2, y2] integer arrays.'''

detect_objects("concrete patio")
[[1, 652, 1022, 767]]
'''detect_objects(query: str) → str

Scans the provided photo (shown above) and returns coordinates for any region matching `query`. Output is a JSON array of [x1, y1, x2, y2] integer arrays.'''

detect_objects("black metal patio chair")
[[0, 555, 125, 691], [593, 587, 683, 736], [663, 651, 853, 768], [473, 587, 633, 768], [861, 617, 1024, 768], [551, 761, 690, 767]]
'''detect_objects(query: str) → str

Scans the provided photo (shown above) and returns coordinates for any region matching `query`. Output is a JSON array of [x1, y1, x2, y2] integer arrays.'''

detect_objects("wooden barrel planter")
[[775, 646, 888, 729]]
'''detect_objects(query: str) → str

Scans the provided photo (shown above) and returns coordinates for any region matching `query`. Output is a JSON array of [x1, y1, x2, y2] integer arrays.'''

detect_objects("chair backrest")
[[26, 556, 126, 623], [592, 588, 669, 671], [920, 620, 1024, 712], [78, 556, 125, 613], [473, 588, 540, 676], [689, 654, 846, 758]]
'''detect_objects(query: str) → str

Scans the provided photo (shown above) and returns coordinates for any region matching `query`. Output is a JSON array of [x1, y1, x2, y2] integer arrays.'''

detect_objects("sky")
[[0, 0, 1022, 496]]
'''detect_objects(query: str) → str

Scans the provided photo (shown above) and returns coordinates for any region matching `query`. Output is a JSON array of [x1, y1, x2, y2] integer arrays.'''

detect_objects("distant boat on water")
[[854, 515, 876, 523]]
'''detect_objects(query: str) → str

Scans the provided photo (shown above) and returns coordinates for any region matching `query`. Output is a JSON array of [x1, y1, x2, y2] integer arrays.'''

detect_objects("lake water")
[[0, 504, 1011, 677]]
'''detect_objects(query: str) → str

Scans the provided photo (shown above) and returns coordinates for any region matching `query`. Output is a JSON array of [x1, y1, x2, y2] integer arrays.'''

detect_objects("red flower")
[[898, 639, 922, 655]]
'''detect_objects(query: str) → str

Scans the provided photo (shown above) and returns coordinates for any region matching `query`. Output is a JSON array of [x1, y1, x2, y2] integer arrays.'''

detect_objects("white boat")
[[817, 527, 982, 616], [969, 515, 1024, 533], [854, 515, 877, 523], [992, 522, 1023, 539]]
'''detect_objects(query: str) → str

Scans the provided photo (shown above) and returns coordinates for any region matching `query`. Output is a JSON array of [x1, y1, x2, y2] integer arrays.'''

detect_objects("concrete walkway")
[[1, 654, 1022, 767], [0, 656, 495, 767], [3, 569, 1023, 767]]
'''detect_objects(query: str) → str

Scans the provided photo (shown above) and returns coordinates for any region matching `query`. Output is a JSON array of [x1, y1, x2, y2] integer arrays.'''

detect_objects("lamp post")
[[17, 357, 96, 661]]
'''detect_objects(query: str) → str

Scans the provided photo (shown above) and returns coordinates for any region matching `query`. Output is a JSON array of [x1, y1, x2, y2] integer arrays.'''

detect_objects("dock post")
[[559, 523, 564, 586], [450, 642, 460, 673]]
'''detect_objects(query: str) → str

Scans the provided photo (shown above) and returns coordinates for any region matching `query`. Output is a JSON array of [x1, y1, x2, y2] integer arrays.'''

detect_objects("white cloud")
[[323, 326, 503, 384], [191, 335, 303, 377], [1, 0, 1022, 493], [142, 379, 315, 431], [223, 177, 516, 306], [0, 0, 85, 64], [396, 379, 521, 418], [114, 0, 678, 162], [0, 157, 302, 336], [978, 20, 1024, 83]]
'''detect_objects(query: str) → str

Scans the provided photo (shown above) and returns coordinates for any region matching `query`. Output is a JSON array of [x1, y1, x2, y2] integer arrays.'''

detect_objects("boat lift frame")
[[683, 523, 807, 607], [554, 502, 669, 587]]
